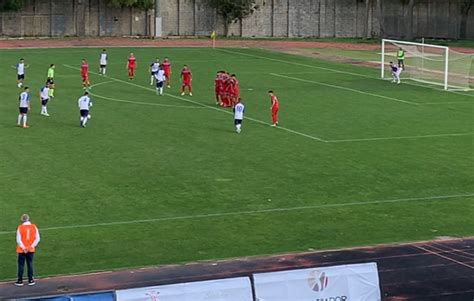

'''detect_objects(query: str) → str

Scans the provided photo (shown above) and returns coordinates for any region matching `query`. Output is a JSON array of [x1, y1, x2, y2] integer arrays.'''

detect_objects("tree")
[[362, 0, 373, 39], [207, 0, 258, 37], [0, 0, 24, 12], [406, 0, 415, 40], [106, 0, 154, 11], [460, 0, 474, 39], [375, 0, 385, 38]]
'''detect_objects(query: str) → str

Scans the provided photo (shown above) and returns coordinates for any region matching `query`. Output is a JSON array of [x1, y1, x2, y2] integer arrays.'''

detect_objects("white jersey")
[[154, 70, 166, 82], [150, 62, 160, 73], [19, 91, 30, 108], [99, 53, 107, 65], [40, 86, 49, 100], [234, 103, 245, 120], [78, 95, 92, 110], [17, 63, 25, 75]]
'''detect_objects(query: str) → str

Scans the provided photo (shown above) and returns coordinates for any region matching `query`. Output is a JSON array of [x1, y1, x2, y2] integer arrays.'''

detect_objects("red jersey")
[[232, 79, 239, 97], [128, 57, 136, 68], [181, 69, 191, 82], [162, 61, 171, 74], [81, 63, 88, 76], [271, 95, 279, 109]]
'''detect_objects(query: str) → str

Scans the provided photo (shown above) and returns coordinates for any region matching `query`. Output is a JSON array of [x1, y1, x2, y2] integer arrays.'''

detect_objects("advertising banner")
[[254, 262, 381, 301], [116, 277, 253, 301]]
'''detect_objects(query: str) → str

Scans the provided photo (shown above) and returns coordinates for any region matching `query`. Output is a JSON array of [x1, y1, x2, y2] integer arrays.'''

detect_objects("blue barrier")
[[25, 291, 114, 301]]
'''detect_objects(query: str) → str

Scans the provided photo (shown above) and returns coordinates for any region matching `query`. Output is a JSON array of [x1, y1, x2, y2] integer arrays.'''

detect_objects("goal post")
[[381, 39, 473, 91]]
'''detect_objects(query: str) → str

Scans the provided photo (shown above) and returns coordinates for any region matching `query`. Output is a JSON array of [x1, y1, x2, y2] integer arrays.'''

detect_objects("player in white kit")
[[78, 91, 93, 128], [233, 98, 245, 134], [149, 58, 160, 85], [154, 66, 166, 96], [99, 49, 108, 75], [17, 87, 31, 128], [15, 58, 28, 88], [389, 61, 401, 84], [39, 84, 51, 116]]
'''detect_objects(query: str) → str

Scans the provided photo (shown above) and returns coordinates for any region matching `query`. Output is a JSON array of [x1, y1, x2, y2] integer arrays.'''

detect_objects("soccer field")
[[0, 46, 473, 281]]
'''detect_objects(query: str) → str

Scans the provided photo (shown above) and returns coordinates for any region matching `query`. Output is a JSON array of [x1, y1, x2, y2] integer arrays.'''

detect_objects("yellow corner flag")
[[211, 31, 216, 48]]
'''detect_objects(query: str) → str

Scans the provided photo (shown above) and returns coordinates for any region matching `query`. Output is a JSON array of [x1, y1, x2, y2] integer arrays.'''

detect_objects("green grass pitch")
[[0, 46, 473, 280]]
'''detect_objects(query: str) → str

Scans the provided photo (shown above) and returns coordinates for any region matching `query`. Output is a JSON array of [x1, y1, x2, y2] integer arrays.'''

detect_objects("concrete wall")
[[0, 0, 473, 39]]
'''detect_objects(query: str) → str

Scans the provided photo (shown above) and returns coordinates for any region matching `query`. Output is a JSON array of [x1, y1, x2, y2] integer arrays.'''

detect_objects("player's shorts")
[[81, 75, 88, 82], [80, 109, 89, 117], [100, 64, 107, 68], [19, 107, 28, 114], [151, 71, 158, 76], [164, 71, 170, 78], [41, 98, 49, 106], [156, 81, 164, 88], [234, 119, 243, 125], [46, 79, 54, 85], [17, 74, 24, 80], [182, 81, 191, 87]]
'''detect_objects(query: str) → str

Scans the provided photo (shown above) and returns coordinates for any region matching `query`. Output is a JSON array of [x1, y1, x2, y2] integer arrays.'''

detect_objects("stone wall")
[[0, 0, 473, 39]]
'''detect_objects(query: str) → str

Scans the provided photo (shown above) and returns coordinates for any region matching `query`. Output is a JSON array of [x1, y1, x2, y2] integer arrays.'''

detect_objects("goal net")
[[381, 39, 474, 91]]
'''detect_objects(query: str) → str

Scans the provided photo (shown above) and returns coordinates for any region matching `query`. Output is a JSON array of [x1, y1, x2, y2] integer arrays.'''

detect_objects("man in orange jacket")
[[15, 214, 40, 286]]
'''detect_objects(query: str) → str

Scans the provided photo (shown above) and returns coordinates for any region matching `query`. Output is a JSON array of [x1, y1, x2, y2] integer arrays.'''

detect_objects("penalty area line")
[[270, 73, 417, 106], [0, 193, 472, 235], [63, 64, 327, 143]]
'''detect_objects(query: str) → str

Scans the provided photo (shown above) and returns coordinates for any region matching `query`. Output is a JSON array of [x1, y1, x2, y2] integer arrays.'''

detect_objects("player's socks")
[[23, 115, 27, 127], [150, 76, 154, 85], [17, 115, 22, 125], [80, 117, 84, 126], [159, 88, 163, 95]]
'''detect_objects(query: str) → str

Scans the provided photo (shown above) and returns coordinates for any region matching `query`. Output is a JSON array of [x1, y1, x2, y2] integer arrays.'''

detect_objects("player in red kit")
[[162, 57, 171, 88], [80, 59, 90, 90], [230, 74, 239, 106], [126, 53, 137, 80], [214, 71, 222, 105], [180, 65, 192, 96], [269, 90, 279, 127]]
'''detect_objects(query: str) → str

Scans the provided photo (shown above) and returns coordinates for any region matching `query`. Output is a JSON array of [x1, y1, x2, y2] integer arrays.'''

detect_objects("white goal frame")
[[381, 39, 449, 90]]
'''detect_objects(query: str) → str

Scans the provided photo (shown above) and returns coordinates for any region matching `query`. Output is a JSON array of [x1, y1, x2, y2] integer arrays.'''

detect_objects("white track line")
[[0, 193, 472, 236], [327, 132, 474, 143], [219, 48, 474, 100], [270, 73, 417, 105], [63, 64, 327, 142], [415, 245, 474, 270]]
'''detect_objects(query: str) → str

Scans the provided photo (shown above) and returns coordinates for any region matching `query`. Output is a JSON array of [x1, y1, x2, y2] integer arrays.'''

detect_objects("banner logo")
[[145, 290, 160, 301], [307, 270, 329, 292]]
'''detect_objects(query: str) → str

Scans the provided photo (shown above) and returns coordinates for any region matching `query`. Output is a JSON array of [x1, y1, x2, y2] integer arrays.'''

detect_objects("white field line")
[[327, 132, 474, 143], [421, 101, 474, 105], [63, 65, 470, 144], [218, 48, 474, 100], [63, 64, 327, 142], [0, 193, 472, 236], [270, 73, 418, 106], [88, 81, 206, 109], [217, 48, 375, 79]]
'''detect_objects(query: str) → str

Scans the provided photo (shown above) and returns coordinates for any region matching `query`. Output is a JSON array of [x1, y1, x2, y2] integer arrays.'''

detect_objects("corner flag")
[[211, 31, 216, 48]]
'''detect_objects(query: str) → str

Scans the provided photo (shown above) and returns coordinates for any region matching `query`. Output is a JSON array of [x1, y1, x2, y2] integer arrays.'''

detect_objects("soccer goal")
[[381, 39, 474, 91]]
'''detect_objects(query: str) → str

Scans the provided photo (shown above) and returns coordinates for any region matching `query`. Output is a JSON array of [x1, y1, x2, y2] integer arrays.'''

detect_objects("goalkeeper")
[[397, 48, 405, 70], [389, 62, 401, 84]]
